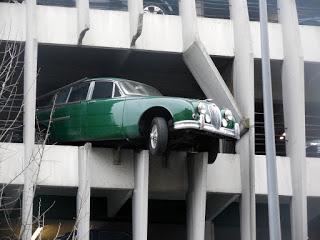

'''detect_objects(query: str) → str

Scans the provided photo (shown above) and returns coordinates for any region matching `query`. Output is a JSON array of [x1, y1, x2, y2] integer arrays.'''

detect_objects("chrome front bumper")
[[173, 120, 240, 139]]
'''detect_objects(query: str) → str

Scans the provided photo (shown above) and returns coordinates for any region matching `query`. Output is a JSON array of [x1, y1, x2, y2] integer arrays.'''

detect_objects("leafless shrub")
[[0, 39, 69, 240]]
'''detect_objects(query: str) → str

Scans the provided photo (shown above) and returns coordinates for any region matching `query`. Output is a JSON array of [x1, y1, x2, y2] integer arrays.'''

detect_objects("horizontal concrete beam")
[[0, 143, 319, 197], [0, 3, 319, 61]]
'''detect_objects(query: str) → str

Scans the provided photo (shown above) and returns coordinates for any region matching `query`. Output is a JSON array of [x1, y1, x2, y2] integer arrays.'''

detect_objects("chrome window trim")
[[111, 82, 116, 98], [87, 81, 95, 100], [55, 87, 72, 106], [65, 87, 72, 104]]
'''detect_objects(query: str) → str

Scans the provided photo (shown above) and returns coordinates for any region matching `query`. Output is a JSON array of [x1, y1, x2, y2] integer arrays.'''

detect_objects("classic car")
[[36, 77, 240, 163]]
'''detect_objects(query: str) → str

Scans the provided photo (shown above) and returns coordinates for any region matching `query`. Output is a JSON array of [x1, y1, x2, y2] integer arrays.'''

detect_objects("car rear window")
[[92, 81, 114, 99], [114, 85, 121, 97], [56, 87, 71, 104], [68, 82, 90, 102], [37, 94, 55, 108]]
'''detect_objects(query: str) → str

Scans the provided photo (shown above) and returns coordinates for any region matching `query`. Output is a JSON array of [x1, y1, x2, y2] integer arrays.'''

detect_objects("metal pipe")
[[259, 0, 282, 239], [21, 0, 38, 239]]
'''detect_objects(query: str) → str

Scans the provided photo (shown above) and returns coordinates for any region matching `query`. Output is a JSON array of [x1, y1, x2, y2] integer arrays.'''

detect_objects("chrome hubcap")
[[144, 5, 164, 14], [150, 125, 158, 149]]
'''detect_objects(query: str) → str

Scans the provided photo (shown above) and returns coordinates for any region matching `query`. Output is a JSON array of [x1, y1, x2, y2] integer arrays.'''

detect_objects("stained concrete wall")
[[0, 143, 319, 197], [0, 3, 320, 61]]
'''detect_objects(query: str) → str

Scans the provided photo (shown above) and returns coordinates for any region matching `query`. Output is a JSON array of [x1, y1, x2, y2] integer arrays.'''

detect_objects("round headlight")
[[224, 109, 233, 121], [198, 102, 207, 114]]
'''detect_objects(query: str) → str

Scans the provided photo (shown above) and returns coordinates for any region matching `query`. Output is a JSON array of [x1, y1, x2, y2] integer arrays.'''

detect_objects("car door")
[[49, 87, 71, 141], [84, 81, 125, 140], [60, 81, 90, 142]]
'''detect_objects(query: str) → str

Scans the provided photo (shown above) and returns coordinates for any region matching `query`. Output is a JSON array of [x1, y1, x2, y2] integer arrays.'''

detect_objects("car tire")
[[207, 139, 219, 164], [143, 2, 170, 15], [149, 117, 168, 156], [208, 148, 219, 164]]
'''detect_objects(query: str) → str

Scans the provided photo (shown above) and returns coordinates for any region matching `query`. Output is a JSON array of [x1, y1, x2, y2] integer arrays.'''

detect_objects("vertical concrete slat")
[[277, 1, 308, 239], [132, 150, 149, 240], [187, 153, 208, 240], [77, 143, 92, 240], [128, 0, 144, 47], [21, 0, 38, 239], [229, 0, 256, 239], [76, 0, 90, 44]]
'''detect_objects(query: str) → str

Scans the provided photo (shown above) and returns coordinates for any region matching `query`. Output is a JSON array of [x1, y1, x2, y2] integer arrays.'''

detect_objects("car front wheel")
[[149, 117, 168, 155]]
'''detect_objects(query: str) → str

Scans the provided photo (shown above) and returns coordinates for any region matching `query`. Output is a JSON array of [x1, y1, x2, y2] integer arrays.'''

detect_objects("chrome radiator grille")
[[207, 104, 221, 129]]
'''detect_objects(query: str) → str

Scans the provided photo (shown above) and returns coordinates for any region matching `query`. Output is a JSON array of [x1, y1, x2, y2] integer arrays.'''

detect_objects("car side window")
[[92, 81, 114, 99], [37, 94, 55, 108], [68, 82, 90, 103], [56, 87, 71, 104]]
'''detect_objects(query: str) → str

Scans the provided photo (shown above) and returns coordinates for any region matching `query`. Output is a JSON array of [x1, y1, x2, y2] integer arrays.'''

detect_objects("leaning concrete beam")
[[76, 0, 90, 44], [107, 190, 132, 217], [183, 41, 242, 121], [277, 0, 308, 239], [77, 143, 91, 240], [128, 0, 143, 47], [206, 193, 239, 221], [180, 0, 241, 121]]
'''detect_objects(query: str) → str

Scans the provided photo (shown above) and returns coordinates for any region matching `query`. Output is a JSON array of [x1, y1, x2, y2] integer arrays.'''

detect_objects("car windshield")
[[119, 81, 162, 96]]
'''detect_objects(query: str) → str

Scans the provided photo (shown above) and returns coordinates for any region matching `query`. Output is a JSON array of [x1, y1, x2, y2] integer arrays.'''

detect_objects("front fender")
[[122, 97, 197, 138]]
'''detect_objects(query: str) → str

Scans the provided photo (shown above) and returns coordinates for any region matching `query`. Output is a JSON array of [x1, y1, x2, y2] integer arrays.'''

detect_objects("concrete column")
[[229, 0, 256, 240], [21, 0, 38, 238], [187, 152, 208, 240], [76, 0, 90, 44], [77, 143, 91, 240], [128, 0, 143, 47], [132, 150, 149, 240], [277, 1, 307, 239]]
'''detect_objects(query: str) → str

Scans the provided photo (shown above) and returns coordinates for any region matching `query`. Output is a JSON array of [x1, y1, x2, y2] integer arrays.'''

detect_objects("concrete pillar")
[[128, 0, 143, 47], [277, 1, 308, 239], [132, 150, 149, 240], [77, 143, 92, 240], [21, 0, 38, 238], [76, 0, 90, 44], [229, 0, 256, 240], [187, 152, 208, 240]]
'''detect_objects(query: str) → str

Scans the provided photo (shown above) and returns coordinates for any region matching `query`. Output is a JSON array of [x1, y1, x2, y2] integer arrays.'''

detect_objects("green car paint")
[[36, 78, 239, 144], [121, 96, 196, 139]]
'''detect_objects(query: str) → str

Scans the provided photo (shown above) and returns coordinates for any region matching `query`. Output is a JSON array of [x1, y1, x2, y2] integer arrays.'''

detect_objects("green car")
[[37, 78, 240, 163]]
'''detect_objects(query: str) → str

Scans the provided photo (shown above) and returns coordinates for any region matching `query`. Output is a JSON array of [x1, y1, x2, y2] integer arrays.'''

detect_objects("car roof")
[[37, 77, 155, 99]]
